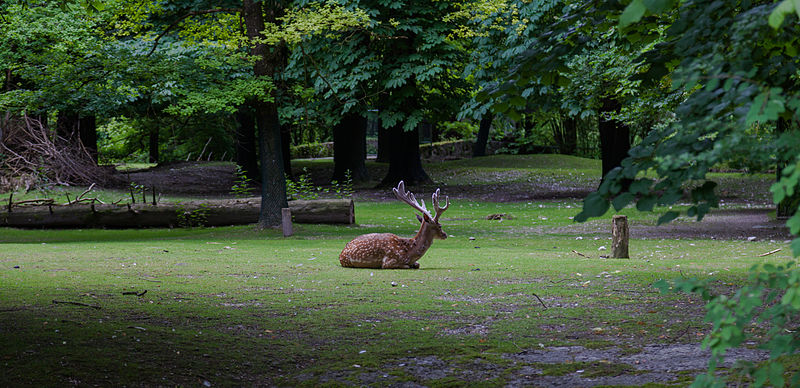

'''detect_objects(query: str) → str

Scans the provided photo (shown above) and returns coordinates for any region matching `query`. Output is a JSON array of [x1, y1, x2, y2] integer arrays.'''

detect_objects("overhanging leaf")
[[620, 0, 647, 28], [657, 210, 679, 225]]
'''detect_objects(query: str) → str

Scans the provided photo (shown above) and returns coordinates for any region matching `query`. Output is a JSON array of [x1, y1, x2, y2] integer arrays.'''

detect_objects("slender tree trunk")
[[562, 116, 577, 155], [776, 117, 797, 219], [333, 111, 368, 182], [598, 97, 631, 184], [78, 115, 97, 164], [473, 113, 493, 157], [235, 102, 259, 181], [243, 0, 288, 228], [148, 123, 159, 164]]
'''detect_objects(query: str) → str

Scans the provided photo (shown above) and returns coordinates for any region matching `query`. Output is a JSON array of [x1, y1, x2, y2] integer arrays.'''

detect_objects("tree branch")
[[146, 8, 241, 57]]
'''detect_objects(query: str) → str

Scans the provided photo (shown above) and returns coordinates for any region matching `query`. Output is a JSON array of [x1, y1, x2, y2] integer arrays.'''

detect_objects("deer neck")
[[407, 221, 436, 259]]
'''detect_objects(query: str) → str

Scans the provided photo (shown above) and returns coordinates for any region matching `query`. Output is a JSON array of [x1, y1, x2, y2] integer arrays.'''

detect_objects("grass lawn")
[[0, 155, 794, 386]]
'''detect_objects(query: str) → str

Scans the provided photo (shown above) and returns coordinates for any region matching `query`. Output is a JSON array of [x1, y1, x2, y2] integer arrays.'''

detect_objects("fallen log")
[[0, 198, 354, 228]]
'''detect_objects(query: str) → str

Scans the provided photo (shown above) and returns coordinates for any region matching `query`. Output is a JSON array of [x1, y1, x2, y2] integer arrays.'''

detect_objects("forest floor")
[[3, 155, 793, 387]]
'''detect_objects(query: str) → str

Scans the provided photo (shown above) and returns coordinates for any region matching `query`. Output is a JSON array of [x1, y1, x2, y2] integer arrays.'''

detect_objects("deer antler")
[[393, 181, 434, 220], [432, 188, 449, 222]]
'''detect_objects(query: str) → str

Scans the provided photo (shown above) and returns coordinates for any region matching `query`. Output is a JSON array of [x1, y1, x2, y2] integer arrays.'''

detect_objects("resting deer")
[[339, 181, 449, 269]]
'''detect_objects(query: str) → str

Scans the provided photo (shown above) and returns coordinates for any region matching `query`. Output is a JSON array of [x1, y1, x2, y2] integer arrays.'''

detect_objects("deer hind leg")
[[381, 256, 410, 269]]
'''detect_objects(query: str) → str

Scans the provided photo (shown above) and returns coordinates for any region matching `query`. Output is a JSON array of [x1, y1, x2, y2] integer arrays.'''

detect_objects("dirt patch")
[[546, 207, 791, 241], [299, 344, 767, 387], [117, 161, 238, 196]]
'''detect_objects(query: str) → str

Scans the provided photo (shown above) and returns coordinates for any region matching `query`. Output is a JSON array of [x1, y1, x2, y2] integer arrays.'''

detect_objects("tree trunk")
[[473, 113, 493, 157], [776, 117, 797, 219], [281, 122, 293, 178], [611, 215, 629, 258], [553, 116, 577, 155], [56, 110, 79, 139], [0, 198, 354, 228], [563, 116, 577, 155], [378, 123, 431, 187], [376, 118, 389, 163], [333, 111, 369, 182], [235, 102, 259, 181], [79, 115, 97, 164], [243, 0, 288, 228], [148, 123, 159, 164], [598, 97, 631, 183]]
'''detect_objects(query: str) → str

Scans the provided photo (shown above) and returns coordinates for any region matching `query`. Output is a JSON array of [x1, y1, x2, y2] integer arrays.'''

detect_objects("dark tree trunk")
[[376, 119, 389, 163], [562, 116, 577, 155], [148, 123, 159, 164], [333, 112, 368, 182], [235, 102, 259, 181], [553, 116, 577, 155], [598, 97, 631, 183], [243, 0, 288, 228], [56, 111, 79, 139], [281, 122, 292, 179], [57, 110, 97, 164], [378, 123, 431, 187], [776, 117, 797, 219], [473, 113, 493, 157], [79, 115, 98, 164]]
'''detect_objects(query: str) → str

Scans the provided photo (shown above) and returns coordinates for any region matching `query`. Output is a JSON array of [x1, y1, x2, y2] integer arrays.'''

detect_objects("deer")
[[339, 181, 449, 269]]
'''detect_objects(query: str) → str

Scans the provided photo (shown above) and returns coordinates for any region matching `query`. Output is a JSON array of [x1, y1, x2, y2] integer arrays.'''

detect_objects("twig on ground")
[[52, 300, 101, 309], [531, 293, 548, 309], [121, 290, 147, 296], [571, 250, 588, 258], [757, 248, 781, 257]]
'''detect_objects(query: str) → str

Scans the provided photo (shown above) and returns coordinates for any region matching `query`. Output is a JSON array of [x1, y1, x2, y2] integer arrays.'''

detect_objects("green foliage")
[[230, 165, 254, 198], [175, 203, 209, 228], [285, 167, 353, 200], [436, 121, 477, 141], [655, 260, 800, 387], [329, 169, 354, 198], [290, 142, 333, 159], [286, 168, 320, 201]]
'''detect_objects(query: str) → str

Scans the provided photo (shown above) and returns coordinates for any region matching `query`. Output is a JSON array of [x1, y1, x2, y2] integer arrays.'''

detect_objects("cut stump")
[[612, 215, 629, 258]]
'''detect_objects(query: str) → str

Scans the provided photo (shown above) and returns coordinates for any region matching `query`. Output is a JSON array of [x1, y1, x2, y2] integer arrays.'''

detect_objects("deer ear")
[[416, 214, 424, 223]]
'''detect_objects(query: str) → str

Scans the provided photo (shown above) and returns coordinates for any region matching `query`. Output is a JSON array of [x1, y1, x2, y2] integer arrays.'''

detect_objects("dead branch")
[[757, 248, 781, 257], [0, 115, 113, 191], [571, 250, 589, 258], [51, 300, 101, 309], [531, 293, 548, 309]]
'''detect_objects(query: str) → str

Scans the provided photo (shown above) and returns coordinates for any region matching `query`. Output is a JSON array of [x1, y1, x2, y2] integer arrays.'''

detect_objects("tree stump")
[[611, 215, 629, 258], [281, 208, 293, 237]]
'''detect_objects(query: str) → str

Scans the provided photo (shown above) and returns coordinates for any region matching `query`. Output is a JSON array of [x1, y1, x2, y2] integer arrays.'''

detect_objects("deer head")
[[393, 180, 449, 240], [339, 181, 450, 269]]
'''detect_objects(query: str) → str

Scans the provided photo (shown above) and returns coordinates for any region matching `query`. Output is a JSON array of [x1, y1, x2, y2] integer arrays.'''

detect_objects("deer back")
[[339, 233, 413, 268]]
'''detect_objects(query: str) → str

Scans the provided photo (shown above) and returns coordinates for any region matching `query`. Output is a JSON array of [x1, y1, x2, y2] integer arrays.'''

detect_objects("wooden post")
[[611, 215, 629, 258], [281, 208, 293, 237]]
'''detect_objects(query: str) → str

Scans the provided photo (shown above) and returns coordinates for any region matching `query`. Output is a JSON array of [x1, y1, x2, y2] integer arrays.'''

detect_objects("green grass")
[[0, 154, 792, 386]]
